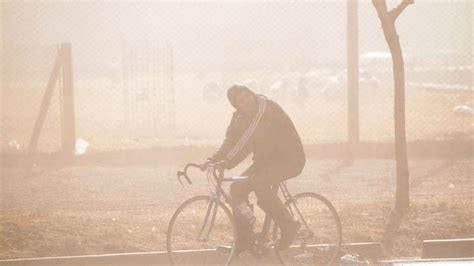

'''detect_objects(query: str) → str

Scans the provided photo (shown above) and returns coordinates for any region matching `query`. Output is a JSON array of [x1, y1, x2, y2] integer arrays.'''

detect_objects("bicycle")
[[166, 161, 342, 265]]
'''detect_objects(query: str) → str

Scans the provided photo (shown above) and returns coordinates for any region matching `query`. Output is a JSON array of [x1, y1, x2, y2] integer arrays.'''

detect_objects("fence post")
[[25, 45, 63, 177], [347, 0, 360, 157], [61, 43, 76, 158]]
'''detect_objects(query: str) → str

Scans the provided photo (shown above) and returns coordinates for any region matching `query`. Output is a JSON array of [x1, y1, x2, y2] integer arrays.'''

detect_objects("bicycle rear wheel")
[[275, 192, 342, 265], [166, 195, 236, 265]]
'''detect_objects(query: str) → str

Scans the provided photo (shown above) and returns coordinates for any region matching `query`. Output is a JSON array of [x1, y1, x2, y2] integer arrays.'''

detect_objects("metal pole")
[[25, 46, 63, 177], [61, 43, 76, 158], [347, 0, 360, 157]]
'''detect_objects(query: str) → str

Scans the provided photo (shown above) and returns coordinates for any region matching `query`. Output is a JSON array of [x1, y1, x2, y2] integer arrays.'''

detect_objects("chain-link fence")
[[1, 1, 472, 154], [1, 44, 63, 153], [358, 0, 472, 142]]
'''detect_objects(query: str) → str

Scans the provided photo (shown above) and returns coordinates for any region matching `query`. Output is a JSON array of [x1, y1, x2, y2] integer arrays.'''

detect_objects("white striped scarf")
[[225, 96, 267, 161]]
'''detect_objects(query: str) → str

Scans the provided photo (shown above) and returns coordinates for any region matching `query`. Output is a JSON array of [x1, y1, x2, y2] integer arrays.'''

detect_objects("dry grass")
[[0, 154, 472, 260]]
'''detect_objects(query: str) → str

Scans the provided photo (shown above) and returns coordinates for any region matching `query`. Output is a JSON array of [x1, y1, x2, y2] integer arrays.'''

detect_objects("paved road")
[[384, 258, 474, 265], [1, 251, 473, 266]]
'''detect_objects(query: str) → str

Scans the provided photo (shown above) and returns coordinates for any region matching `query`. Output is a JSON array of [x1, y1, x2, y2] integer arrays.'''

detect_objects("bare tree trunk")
[[392, 35, 410, 213], [372, 0, 413, 213]]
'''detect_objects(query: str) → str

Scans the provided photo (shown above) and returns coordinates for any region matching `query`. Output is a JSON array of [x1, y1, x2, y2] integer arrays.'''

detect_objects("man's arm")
[[207, 96, 267, 169], [207, 112, 246, 163]]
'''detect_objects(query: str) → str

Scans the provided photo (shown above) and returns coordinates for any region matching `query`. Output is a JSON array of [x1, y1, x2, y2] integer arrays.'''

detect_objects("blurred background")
[[1, 0, 473, 261], [1, 0, 472, 153]]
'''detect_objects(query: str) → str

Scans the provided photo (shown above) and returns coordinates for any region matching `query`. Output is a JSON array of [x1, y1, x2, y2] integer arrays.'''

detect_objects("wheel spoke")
[[274, 192, 342, 265], [167, 196, 236, 265]]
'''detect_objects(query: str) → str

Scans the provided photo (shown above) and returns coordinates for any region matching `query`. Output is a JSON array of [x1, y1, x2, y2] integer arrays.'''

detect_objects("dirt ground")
[[0, 148, 472, 260]]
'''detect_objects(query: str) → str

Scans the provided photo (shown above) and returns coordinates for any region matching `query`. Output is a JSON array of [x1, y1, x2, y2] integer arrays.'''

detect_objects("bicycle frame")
[[195, 168, 314, 246], [173, 163, 341, 265], [278, 183, 315, 240], [196, 173, 234, 242]]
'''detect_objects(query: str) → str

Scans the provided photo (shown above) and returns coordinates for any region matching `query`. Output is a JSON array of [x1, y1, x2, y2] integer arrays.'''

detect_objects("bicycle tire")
[[166, 195, 237, 265], [274, 192, 342, 266]]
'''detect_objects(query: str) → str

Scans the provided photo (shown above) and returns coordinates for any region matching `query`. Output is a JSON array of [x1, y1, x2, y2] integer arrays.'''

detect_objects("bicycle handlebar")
[[177, 163, 202, 185], [177, 161, 227, 186]]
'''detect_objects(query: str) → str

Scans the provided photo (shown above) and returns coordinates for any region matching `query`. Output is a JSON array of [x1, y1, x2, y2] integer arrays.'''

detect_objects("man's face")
[[235, 90, 257, 114]]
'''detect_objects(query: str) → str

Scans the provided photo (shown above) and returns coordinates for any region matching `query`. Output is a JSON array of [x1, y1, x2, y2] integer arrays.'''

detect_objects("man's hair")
[[227, 84, 254, 109]]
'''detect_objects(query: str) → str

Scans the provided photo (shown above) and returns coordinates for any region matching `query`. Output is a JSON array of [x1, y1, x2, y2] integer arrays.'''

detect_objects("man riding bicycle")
[[204, 84, 306, 255]]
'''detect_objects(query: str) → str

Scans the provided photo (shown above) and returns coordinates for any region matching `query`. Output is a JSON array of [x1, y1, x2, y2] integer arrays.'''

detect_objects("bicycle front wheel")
[[166, 195, 236, 265], [275, 192, 342, 265]]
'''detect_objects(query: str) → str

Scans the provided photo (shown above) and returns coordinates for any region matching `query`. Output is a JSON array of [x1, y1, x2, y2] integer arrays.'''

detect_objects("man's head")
[[227, 84, 258, 114]]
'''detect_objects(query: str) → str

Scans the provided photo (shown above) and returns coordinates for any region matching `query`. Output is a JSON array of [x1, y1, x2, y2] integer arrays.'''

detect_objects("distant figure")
[[202, 81, 222, 102], [293, 77, 310, 104], [204, 84, 306, 254]]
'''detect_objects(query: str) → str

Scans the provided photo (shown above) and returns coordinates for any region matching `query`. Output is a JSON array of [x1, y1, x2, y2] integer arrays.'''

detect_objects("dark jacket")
[[208, 95, 305, 173]]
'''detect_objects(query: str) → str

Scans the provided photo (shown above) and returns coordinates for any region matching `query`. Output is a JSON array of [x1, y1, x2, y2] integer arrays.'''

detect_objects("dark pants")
[[229, 159, 304, 247]]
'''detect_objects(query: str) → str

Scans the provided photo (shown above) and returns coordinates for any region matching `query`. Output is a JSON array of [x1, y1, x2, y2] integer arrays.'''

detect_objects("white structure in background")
[[268, 80, 289, 101], [75, 138, 90, 156], [321, 69, 381, 95], [8, 140, 21, 150], [241, 79, 259, 92], [303, 68, 331, 88], [361, 51, 411, 69], [202, 81, 222, 102], [453, 104, 474, 116], [321, 75, 342, 94], [411, 82, 471, 91], [290, 76, 310, 104]]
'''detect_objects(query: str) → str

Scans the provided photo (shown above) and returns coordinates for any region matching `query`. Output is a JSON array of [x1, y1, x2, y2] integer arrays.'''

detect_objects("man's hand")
[[213, 160, 228, 170], [200, 159, 217, 171], [198, 161, 210, 171], [202, 159, 228, 172]]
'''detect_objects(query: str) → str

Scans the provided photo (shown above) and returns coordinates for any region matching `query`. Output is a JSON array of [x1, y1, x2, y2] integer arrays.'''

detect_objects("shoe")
[[276, 220, 301, 251]]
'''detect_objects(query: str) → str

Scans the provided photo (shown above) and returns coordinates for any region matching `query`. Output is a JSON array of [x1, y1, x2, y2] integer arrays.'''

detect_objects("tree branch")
[[372, 0, 414, 23], [372, 0, 388, 20], [389, 0, 414, 21]]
